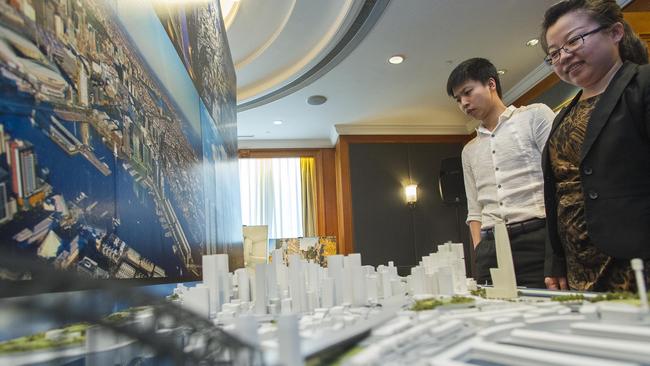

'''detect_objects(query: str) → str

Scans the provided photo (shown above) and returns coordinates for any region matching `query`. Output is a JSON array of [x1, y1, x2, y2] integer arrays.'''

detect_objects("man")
[[446, 58, 561, 289]]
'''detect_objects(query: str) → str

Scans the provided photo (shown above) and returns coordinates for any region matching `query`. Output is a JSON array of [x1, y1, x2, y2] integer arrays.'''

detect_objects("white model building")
[[485, 221, 518, 299], [181, 241, 475, 322], [201, 254, 230, 317], [242, 225, 269, 269], [165, 239, 650, 366], [407, 241, 469, 297], [6, 248, 650, 366]]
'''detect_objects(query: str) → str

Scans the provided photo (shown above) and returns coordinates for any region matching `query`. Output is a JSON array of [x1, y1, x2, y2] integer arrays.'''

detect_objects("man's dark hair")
[[446, 58, 503, 98], [540, 0, 648, 65]]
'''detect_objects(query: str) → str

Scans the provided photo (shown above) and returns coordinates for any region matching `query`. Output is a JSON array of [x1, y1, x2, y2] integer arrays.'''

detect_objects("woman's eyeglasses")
[[544, 25, 609, 65]]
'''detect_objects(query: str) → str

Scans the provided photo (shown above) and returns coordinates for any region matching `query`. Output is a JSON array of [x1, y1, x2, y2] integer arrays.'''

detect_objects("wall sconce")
[[405, 184, 417, 207]]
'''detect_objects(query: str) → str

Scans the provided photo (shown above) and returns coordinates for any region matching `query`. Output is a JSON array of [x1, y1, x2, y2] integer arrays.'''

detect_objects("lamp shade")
[[405, 184, 417, 204]]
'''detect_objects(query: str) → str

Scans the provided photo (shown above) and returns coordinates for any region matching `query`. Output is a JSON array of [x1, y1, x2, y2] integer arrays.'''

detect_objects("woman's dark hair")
[[540, 0, 648, 65]]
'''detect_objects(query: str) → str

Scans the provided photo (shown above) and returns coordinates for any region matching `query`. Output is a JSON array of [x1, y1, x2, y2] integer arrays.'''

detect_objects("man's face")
[[451, 79, 496, 121]]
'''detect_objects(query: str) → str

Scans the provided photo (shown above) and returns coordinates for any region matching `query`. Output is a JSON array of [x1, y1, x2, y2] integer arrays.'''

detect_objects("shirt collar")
[[475, 105, 516, 135]]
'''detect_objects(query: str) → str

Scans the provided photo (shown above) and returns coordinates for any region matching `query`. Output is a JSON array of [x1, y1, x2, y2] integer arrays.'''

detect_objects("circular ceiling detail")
[[236, 0, 391, 112]]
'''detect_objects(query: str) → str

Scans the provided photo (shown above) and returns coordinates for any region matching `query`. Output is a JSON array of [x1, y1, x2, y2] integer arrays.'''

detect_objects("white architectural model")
[[349, 294, 650, 366], [485, 221, 517, 299], [169, 245, 650, 366], [407, 242, 468, 297], [4, 246, 650, 366], [202, 254, 230, 316], [631, 258, 649, 313], [242, 225, 269, 269], [278, 315, 303, 366], [172, 242, 473, 364], [187, 246, 468, 316]]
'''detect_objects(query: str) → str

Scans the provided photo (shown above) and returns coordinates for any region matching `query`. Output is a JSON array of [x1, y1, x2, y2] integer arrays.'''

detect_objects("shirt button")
[[504, 219, 509, 223], [492, 150, 496, 154], [498, 184, 502, 188], [495, 167, 499, 171], [499, 202, 503, 206], [588, 190, 599, 199], [584, 167, 593, 175], [491, 134, 495, 138]]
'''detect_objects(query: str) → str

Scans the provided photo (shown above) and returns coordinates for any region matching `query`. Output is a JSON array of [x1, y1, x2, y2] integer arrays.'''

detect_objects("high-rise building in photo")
[[8, 139, 39, 200], [0, 124, 6, 155], [0, 168, 8, 220], [0, 166, 16, 223]]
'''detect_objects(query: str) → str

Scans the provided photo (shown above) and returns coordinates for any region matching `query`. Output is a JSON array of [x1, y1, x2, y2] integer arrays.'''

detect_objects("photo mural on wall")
[[154, 0, 243, 268], [155, 1, 238, 157], [0, 0, 240, 285]]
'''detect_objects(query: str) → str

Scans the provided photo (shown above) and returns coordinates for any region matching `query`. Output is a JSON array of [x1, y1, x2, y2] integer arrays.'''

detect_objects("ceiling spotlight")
[[497, 69, 507, 75], [273, 120, 283, 125], [388, 55, 404, 65], [307, 95, 327, 105], [526, 38, 539, 47]]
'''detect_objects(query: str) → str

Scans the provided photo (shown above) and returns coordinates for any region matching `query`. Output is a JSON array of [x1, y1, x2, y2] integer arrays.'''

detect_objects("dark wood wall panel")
[[349, 144, 414, 272], [320, 149, 339, 236], [349, 142, 469, 275], [408, 144, 471, 257]]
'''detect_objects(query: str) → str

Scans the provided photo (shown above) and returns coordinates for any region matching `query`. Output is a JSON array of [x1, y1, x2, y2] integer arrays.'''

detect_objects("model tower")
[[485, 221, 517, 299]]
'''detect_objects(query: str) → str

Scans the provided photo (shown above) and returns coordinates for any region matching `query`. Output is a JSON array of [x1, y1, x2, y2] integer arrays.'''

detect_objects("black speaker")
[[439, 157, 466, 204]]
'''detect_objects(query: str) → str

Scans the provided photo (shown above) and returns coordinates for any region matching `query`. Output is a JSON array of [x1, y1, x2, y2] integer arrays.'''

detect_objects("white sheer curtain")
[[239, 158, 304, 239]]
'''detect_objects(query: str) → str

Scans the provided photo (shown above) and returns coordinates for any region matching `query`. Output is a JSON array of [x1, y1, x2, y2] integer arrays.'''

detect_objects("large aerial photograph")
[[0, 0, 240, 282], [155, 0, 238, 156]]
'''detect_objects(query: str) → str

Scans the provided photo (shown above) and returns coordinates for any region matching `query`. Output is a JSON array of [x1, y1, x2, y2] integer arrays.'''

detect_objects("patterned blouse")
[[549, 95, 650, 292]]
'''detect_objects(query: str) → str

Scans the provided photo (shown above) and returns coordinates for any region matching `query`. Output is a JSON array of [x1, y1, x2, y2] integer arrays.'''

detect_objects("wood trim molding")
[[319, 149, 338, 237], [239, 148, 324, 158], [238, 139, 334, 149], [334, 123, 471, 136], [512, 73, 561, 107], [502, 62, 554, 105], [314, 152, 326, 237], [337, 134, 472, 144], [624, 12, 650, 42], [624, 0, 650, 12]]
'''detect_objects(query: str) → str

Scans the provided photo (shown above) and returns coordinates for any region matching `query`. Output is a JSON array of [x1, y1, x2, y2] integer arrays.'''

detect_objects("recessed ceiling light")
[[273, 120, 283, 125], [307, 95, 327, 105], [497, 69, 507, 75], [388, 55, 404, 64], [526, 38, 539, 47]]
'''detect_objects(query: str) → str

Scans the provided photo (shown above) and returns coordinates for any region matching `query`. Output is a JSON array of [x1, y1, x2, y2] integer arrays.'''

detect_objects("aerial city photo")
[[155, 0, 238, 156], [154, 0, 242, 260], [0, 0, 236, 282]]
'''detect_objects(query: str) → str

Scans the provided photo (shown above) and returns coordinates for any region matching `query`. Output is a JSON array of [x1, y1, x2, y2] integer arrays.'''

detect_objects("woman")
[[540, 0, 650, 291]]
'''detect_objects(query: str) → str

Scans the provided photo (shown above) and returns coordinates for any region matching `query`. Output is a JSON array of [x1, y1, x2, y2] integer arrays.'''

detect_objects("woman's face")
[[545, 10, 623, 89]]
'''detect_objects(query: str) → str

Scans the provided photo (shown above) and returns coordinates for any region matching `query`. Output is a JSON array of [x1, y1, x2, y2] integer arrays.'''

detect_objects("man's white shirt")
[[461, 104, 555, 229]]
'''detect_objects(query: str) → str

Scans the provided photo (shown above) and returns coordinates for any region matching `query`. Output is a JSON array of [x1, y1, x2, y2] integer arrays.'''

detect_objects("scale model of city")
[[4, 222, 649, 366]]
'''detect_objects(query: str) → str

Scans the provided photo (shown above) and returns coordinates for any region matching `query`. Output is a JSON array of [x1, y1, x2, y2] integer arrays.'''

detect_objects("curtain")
[[239, 158, 303, 239], [300, 157, 317, 237]]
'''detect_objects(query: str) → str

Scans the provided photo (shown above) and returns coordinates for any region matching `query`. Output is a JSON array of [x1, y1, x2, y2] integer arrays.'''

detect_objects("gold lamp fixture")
[[405, 184, 417, 207]]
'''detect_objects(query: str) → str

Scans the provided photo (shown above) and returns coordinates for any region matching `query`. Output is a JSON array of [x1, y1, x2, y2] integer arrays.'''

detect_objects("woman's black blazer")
[[542, 61, 650, 271]]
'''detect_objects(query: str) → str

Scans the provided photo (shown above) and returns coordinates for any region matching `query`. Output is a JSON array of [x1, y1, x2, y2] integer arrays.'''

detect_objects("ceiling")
[[226, 0, 629, 148]]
